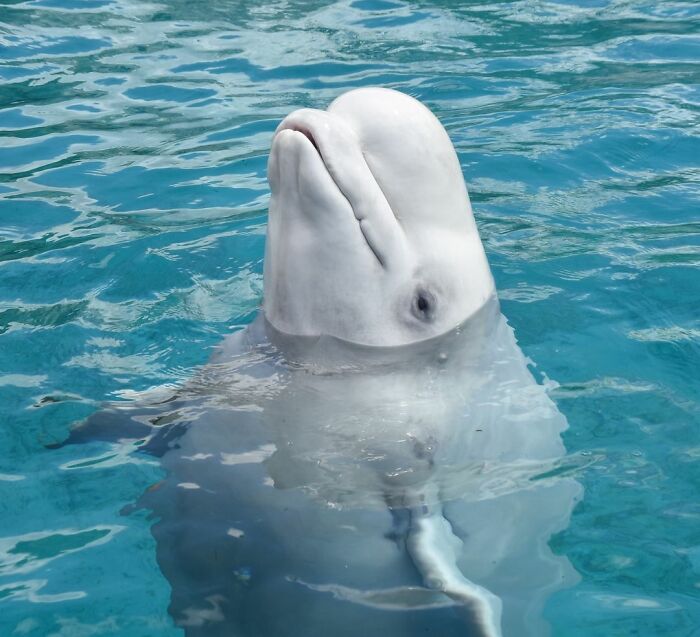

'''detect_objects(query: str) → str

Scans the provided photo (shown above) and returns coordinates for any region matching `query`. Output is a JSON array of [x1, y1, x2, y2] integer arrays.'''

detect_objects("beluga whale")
[[60, 88, 581, 637]]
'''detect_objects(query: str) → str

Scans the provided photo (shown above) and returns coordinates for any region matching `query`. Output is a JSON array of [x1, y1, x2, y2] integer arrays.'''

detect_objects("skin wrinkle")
[[361, 146, 401, 224]]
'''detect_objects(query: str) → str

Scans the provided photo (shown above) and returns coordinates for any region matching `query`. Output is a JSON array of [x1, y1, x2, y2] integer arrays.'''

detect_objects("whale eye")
[[412, 289, 436, 322]]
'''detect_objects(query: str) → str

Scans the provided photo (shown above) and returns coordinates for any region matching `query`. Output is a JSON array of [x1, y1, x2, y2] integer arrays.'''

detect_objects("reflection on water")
[[1, 0, 699, 635]]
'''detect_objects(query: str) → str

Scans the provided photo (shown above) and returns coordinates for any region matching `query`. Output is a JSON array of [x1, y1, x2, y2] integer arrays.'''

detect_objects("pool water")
[[1, 0, 699, 635]]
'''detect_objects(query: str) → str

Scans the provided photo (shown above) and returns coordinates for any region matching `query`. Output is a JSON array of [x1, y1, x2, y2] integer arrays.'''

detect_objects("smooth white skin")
[[264, 87, 494, 345]]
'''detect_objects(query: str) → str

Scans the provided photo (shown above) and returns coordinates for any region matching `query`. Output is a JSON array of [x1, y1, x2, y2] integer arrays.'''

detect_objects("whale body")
[[64, 88, 580, 636]]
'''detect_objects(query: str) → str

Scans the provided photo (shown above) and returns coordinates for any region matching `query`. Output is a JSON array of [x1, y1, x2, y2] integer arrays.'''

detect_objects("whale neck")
[[259, 295, 502, 374]]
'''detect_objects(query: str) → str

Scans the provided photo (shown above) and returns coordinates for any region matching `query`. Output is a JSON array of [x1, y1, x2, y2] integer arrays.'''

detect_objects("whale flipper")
[[407, 511, 502, 637], [396, 485, 503, 637], [44, 394, 192, 457]]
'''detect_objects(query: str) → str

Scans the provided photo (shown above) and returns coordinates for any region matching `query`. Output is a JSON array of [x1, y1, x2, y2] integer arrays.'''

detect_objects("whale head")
[[264, 87, 495, 346]]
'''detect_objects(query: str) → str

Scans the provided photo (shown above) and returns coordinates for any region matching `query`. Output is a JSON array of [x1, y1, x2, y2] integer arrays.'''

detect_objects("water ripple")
[[1, 0, 699, 635]]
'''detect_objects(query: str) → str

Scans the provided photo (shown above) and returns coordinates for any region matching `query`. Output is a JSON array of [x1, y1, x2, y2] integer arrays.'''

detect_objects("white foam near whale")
[[69, 88, 581, 636]]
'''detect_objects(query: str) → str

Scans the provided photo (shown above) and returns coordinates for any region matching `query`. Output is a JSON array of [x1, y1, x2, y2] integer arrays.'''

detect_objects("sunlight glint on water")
[[1, 0, 699, 635]]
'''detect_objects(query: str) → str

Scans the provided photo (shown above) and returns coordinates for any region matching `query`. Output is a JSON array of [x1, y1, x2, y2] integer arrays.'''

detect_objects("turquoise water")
[[1, 0, 699, 635]]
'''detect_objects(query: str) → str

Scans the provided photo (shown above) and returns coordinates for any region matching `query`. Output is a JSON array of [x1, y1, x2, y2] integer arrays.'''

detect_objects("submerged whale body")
[[64, 88, 581, 636]]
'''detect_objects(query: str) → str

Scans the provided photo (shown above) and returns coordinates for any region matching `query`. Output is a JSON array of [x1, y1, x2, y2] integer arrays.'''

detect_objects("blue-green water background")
[[1, 0, 699, 634]]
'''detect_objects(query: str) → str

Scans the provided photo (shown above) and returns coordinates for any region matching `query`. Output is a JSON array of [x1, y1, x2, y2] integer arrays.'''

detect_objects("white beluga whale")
[[60, 88, 581, 637]]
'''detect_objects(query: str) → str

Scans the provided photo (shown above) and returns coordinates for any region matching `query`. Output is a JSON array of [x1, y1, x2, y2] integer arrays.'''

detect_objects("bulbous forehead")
[[329, 87, 448, 150], [328, 87, 474, 237]]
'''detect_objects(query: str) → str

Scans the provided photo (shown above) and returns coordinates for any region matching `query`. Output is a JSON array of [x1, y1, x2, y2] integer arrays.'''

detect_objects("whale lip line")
[[272, 122, 386, 268], [273, 124, 324, 169]]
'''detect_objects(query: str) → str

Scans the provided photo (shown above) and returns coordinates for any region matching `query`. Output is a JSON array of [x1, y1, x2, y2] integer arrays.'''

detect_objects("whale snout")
[[269, 107, 409, 270]]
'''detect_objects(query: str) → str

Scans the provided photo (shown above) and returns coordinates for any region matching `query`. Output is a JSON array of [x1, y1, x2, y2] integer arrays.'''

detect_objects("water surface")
[[1, 0, 699, 635]]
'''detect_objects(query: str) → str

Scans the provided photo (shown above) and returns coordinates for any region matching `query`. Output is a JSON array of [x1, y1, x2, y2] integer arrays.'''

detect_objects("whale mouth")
[[275, 122, 325, 173]]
